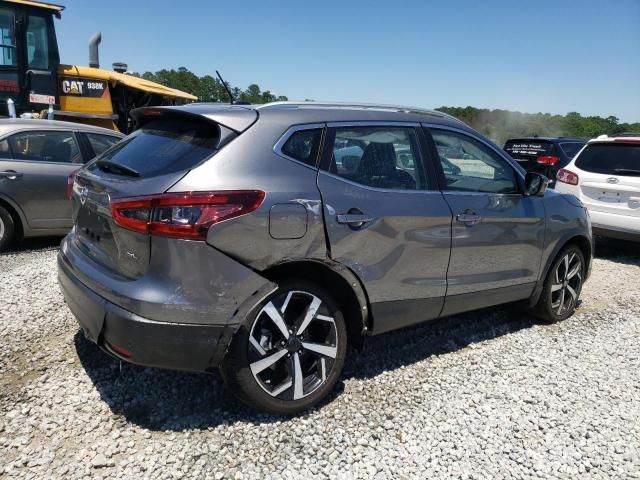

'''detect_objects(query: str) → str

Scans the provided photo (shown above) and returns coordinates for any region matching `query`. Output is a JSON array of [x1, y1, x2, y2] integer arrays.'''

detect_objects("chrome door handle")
[[457, 213, 481, 223], [0, 170, 23, 180], [337, 214, 374, 225]]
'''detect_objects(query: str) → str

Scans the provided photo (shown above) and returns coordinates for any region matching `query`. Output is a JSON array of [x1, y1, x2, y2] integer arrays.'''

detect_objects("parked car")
[[504, 137, 586, 186], [58, 102, 592, 414], [0, 119, 123, 251], [555, 134, 640, 241]]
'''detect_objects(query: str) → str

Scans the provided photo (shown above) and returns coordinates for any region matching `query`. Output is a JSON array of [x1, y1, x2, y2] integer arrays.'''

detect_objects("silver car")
[[0, 119, 123, 251], [58, 102, 592, 414]]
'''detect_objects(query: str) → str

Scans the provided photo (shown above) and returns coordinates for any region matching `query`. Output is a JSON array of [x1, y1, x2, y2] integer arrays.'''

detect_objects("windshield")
[[575, 143, 640, 175], [89, 118, 220, 178]]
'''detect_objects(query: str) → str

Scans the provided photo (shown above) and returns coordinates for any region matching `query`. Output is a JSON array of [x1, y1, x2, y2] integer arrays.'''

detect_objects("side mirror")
[[523, 172, 549, 197]]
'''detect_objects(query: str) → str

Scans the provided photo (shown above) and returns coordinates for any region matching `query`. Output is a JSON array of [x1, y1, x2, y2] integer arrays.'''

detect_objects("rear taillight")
[[67, 171, 76, 199], [110, 190, 265, 240], [537, 155, 560, 165], [556, 168, 579, 185]]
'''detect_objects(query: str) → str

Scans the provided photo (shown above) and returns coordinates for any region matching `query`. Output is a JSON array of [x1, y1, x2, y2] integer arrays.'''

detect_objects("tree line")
[[132, 68, 638, 144], [436, 106, 640, 145], [132, 67, 288, 104]]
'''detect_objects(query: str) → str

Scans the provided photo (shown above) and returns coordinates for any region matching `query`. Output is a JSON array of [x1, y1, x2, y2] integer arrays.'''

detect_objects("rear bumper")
[[58, 252, 234, 372]]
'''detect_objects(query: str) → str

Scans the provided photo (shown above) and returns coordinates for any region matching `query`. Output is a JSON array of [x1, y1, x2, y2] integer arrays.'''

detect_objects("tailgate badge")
[[79, 185, 89, 204], [607, 177, 619, 184], [126, 251, 138, 261]]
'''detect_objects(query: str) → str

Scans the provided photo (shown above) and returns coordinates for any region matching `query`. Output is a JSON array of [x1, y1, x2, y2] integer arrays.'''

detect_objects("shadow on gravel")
[[1, 236, 63, 255], [75, 304, 539, 430], [593, 237, 640, 266]]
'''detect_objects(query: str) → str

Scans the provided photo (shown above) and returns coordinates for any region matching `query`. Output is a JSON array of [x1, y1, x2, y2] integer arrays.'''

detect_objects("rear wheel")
[[222, 280, 347, 415], [533, 244, 585, 322], [0, 206, 15, 252]]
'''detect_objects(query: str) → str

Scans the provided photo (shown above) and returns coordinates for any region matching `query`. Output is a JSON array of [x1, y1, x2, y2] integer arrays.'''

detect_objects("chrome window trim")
[[421, 122, 526, 178], [273, 123, 326, 170], [328, 121, 421, 128]]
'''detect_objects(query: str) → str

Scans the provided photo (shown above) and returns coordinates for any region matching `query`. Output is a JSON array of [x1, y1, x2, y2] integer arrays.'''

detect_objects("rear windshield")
[[504, 140, 554, 158], [559, 142, 585, 158], [90, 118, 219, 178], [575, 143, 640, 176]]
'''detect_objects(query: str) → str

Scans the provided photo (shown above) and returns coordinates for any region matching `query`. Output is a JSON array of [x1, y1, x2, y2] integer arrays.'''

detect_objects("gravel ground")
[[1, 237, 639, 479]]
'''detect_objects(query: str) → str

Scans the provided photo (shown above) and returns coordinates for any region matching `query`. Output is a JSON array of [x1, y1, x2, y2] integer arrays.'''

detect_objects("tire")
[[222, 279, 348, 415], [533, 244, 585, 322], [0, 205, 16, 252]]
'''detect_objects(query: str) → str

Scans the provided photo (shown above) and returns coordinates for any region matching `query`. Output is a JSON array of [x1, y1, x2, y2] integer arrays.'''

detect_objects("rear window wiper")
[[94, 159, 141, 177], [612, 168, 640, 176]]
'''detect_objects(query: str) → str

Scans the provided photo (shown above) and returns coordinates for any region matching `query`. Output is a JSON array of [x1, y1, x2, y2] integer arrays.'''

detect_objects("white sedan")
[[555, 134, 640, 241]]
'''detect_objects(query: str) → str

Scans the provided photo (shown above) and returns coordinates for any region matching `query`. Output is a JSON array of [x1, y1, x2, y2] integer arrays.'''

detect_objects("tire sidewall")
[[0, 206, 15, 251], [222, 279, 348, 415]]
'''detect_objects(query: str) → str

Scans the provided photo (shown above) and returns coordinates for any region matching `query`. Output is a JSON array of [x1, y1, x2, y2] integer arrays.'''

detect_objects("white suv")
[[555, 134, 640, 241]]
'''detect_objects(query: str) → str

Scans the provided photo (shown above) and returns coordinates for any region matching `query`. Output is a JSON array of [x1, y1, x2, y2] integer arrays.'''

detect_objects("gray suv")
[[58, 103, 592, 414]]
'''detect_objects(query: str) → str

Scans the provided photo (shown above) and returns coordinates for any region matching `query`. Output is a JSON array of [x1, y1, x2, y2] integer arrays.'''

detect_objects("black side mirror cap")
[[524, 172, 549, 197]]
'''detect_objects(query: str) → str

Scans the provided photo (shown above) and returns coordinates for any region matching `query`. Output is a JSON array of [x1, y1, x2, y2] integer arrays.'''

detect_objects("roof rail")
[[257, 101, 465, 124], [611, 132, 640, 137]]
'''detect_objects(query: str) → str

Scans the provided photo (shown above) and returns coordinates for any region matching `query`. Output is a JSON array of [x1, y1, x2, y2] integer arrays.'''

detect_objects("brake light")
[[556, 168, 579, 185], [537, 155, 560, 165], [67, 171, 76, 199], [110, 190, 265, 240]]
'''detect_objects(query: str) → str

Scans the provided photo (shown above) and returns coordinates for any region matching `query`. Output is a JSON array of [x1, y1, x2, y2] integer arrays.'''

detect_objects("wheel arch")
[[260, 259, 371, 347], [529, 233, 592, 307]]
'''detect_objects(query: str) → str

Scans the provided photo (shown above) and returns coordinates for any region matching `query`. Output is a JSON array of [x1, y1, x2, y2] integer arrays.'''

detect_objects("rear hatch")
[[504, 139, 557, 176], [71, 108, 253, 278], [574, 141, 640, 217]]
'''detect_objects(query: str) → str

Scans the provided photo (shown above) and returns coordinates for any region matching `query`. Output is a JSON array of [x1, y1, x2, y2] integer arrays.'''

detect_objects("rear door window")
[[325, 126, 425, 190], [575, 143, 640, 176], [7, 130, 81, 163], [91, 118, 219, 178]]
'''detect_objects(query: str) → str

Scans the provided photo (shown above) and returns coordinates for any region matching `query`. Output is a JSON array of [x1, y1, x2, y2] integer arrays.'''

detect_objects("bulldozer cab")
[[0, 1, 196, 132], [0, 0, 61, 115]]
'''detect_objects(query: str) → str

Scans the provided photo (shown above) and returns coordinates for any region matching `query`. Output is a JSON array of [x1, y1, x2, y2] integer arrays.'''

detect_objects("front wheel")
[[533, 244, 585, 322], [222, 280, 347, 415]]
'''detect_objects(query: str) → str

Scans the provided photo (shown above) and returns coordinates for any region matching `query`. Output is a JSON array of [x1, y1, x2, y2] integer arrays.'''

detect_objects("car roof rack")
[[258, 101, 464, 123]]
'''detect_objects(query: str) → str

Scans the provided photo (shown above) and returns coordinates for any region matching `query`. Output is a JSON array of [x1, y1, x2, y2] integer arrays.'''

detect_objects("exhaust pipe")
[[89, 32, 102, 69]]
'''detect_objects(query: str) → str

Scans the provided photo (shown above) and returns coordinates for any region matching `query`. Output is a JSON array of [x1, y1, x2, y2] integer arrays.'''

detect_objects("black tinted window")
[[8, 130, 81, 163], [326, 126, 423, 190], [575, 143, 640, 175], [91, 118, 219, 178], [433, 130, 519, 194], [281, 128, 322, 167], [559, 142, 585, 158], [85, 133, 121, 157]]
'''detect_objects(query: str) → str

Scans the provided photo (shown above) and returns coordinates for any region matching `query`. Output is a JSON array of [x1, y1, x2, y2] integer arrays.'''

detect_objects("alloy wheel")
[[550, 252, 582, 315], [0, 216, 4, 240], [248, 290, 338, 400]]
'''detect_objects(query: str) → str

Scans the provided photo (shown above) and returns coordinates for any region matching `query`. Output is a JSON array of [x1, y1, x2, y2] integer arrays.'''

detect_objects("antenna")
[[216, 70, 234, 104]]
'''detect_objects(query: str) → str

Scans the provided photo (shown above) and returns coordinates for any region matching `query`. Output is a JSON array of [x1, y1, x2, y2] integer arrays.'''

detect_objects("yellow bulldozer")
[[0, 0, 196, 132]]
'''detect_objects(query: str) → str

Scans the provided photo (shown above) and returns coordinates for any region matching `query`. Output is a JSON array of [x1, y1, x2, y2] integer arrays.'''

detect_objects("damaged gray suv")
[[58, 102, 592, 414]]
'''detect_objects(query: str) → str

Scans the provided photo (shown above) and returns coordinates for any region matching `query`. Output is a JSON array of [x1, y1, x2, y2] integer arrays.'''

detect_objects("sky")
[[57, 0, 640, 122]]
